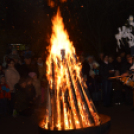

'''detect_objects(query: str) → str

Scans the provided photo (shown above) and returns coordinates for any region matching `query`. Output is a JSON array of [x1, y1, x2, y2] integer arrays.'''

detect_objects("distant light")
[[81, 5, 84, 8], [113, 89, 115, 91]]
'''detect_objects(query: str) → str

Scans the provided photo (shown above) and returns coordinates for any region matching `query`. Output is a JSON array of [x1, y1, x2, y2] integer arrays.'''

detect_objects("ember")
[[40, 8, 101, 131]]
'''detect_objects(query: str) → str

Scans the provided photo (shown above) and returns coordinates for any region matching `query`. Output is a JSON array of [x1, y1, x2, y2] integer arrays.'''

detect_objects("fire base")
[[38, 114, 111, 134]]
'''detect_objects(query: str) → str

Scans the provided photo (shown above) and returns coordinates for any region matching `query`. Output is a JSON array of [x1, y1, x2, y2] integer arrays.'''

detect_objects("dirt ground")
[[0, 103, 134, 134]]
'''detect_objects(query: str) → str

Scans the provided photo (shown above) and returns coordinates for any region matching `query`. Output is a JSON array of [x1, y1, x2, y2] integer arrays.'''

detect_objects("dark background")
[[1, 0, 134, 59]]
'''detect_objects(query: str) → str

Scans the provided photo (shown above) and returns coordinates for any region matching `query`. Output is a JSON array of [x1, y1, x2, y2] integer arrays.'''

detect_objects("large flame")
[[41, 8, 100, 131], [50, 8, 75, 61]]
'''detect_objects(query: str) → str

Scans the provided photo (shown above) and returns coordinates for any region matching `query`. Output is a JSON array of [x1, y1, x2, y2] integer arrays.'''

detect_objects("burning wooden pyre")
[[39, 8, 110, 133]]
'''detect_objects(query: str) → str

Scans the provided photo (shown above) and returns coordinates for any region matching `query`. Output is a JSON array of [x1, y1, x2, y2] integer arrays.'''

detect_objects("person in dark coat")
[[20, 54, 39, 78], [114, 56, 122, 74], [82, 58, 91, 90], [100, 55, 114, 107], [121, 56, 133, 75], [88, 70, 101, 105], [15, 77, 36, 116], [121, 56, 133, 106], [120, 51, 127, 65], [15, 78, 29, 116], [98, 52, 104, 65], [113, 56, 123, 105]]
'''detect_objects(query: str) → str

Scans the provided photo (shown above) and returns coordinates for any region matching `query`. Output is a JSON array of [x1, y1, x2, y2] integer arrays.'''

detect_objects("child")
[[25, 77, 36, 109], [0, 75, 11, 115], [28, 72, 41, 108], [15, 77, 35, 116]]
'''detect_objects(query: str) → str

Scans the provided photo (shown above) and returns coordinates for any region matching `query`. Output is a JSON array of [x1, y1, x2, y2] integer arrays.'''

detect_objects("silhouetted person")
[[100, 55, 114, 107]]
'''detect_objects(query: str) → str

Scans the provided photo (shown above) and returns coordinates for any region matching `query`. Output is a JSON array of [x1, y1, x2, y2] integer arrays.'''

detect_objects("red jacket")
[[0, 84, 11, 99]]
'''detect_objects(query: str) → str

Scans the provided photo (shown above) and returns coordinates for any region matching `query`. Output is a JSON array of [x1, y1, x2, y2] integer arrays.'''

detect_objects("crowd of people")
[[0, 46, 134, 118], [0, 46, 47, 117], [81, 51, 134, 110]]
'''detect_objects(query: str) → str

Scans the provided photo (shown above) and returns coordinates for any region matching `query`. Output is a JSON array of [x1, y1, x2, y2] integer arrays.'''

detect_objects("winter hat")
[[28, 72, 36, 78]]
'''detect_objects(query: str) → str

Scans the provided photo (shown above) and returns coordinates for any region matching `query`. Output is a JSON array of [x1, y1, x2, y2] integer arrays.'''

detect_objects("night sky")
[[1, 0, 134, 57]]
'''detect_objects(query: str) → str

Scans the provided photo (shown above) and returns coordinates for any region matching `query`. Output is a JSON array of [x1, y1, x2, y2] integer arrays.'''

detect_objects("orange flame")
[[50, 8, 75, 60], [42, 8, 100, 131]]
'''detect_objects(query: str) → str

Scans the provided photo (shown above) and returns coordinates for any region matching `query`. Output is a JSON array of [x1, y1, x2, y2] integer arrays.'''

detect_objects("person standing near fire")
[[28, 72, 41, 108], [81, 56, 91, 91], [121, 56, 134, 110], [5, 59, 20, 115], [100, 55, 114, 107]]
